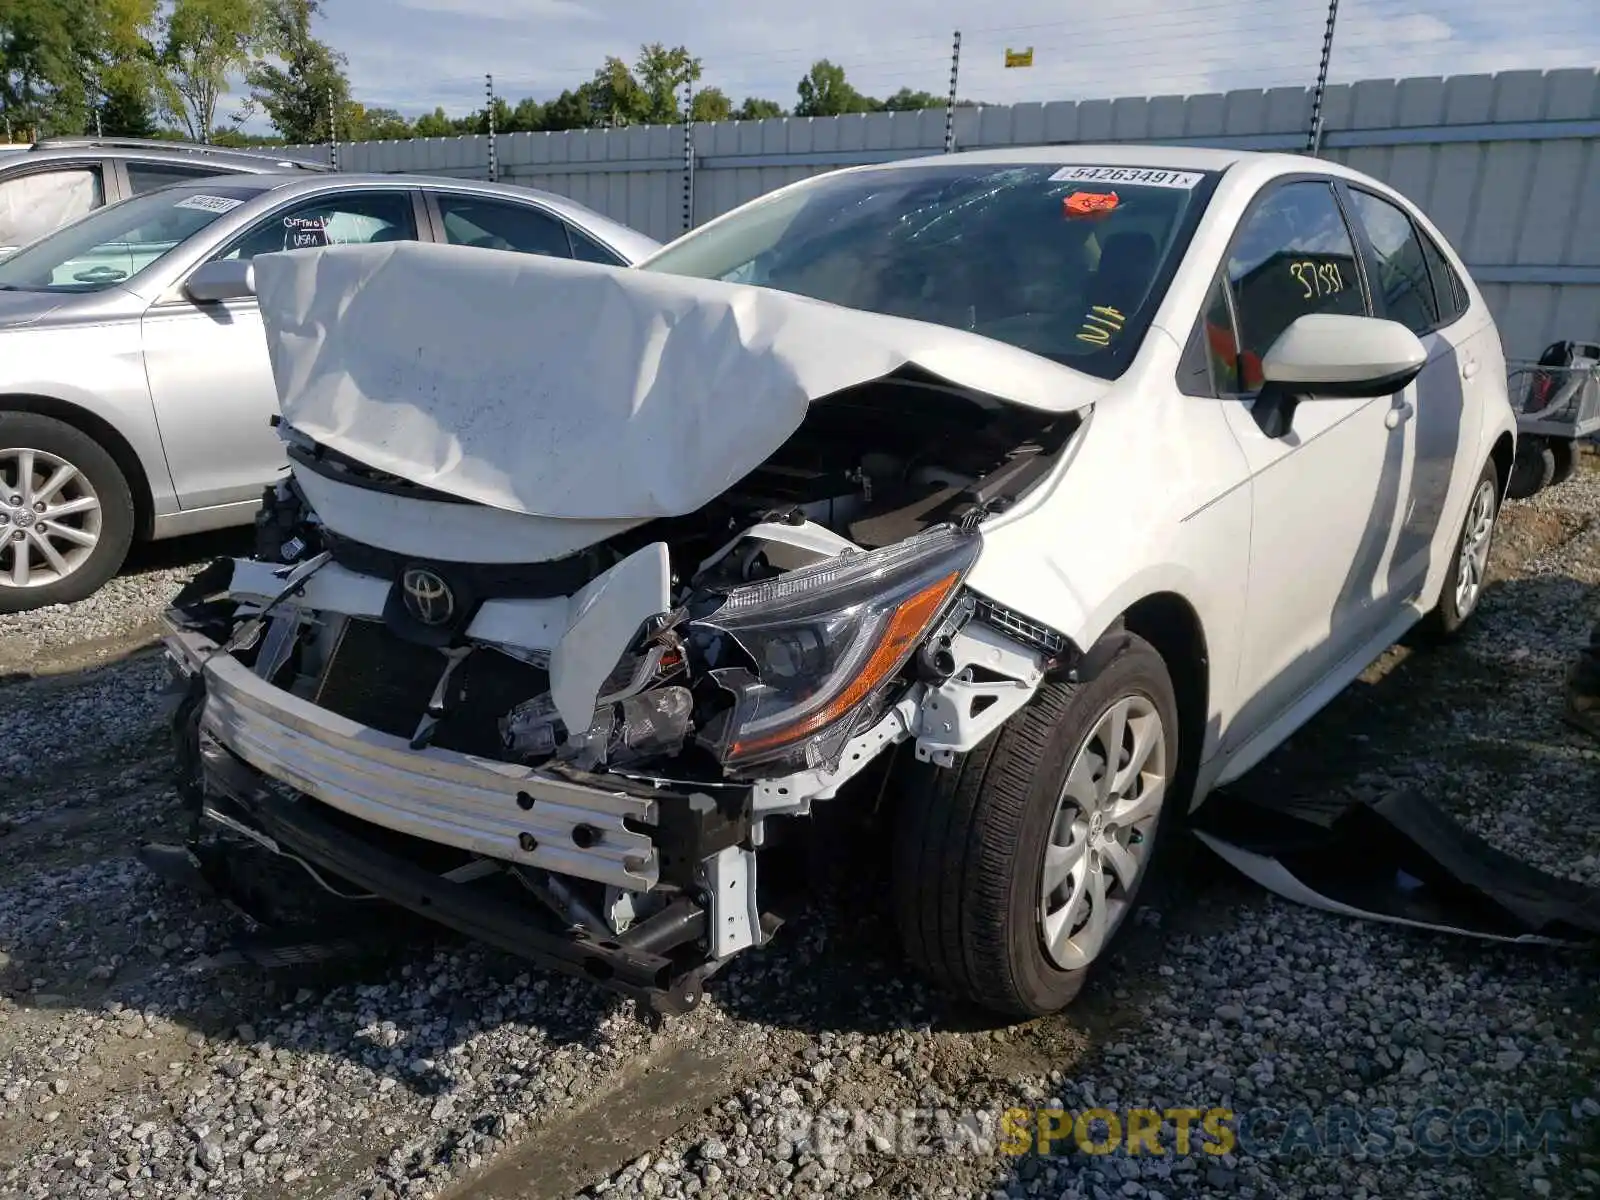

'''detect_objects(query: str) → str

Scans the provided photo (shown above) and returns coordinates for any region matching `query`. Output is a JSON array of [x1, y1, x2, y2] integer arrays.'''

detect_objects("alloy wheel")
[[0, 447, 104, 591], [1454, 478, 1497, 618], [1039, 693, 1168, 970]]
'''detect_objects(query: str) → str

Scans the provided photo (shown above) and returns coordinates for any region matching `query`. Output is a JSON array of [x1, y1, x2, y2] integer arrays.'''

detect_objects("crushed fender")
[[1192, 790, 1600, 944]]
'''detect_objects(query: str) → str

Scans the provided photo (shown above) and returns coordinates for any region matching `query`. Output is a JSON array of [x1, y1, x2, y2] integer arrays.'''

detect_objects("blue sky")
[[232, 0, 1598, 126]]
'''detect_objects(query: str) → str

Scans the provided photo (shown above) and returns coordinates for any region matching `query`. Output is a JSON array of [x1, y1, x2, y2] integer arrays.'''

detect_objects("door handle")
[[1462, 356, 1480, 380], [1385, 400, 1414, 430]]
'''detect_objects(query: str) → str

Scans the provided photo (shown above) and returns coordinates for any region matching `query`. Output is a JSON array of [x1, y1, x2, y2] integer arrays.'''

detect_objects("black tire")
[[0, 411, 135, 613], [1505, 437, 1555, 500], [1420, 458, 1500, 639], [891, 631, 1180, 1017], [1549, 439, 1578, 488]]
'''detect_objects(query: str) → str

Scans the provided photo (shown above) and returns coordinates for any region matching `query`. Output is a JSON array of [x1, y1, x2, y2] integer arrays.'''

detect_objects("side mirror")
[[184, 259, 255, 303], [1253, 313, 1427, 438], [1262, 313, 1427, 397]]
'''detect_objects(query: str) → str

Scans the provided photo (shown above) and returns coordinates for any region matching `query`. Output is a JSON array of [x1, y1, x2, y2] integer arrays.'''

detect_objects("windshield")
[[641, 162, 1216, 379], [0, 183, 266, 293]]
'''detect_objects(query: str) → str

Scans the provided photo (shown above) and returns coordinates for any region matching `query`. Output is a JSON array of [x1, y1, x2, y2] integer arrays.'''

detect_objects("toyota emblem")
[[401, 567, 455, 626]]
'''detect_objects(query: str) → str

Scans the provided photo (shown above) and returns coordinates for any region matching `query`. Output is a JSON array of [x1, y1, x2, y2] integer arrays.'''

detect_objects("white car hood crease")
[[253, 240, 1104, 522]]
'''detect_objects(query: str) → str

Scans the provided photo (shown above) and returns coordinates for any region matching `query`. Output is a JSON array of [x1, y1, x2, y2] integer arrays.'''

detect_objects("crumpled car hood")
[[253, 240, 1105, 522]]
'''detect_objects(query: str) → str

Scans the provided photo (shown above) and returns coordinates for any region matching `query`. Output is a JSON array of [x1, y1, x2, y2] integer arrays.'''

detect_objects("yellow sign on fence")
[[1004, 47, 1035, 68]]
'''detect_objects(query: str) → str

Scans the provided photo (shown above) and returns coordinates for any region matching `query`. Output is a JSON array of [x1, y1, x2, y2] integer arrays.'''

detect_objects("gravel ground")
[[1, 461, 1597, 1200], [0, 529, 248, 680]]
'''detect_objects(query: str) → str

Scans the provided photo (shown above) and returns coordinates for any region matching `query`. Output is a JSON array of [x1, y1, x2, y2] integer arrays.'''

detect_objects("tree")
[[735, 96, 784, 120], [634, 41, 699, 123], [689, 85, 729, 123], [1, 0, 160, 137], [541, 85, 594, 131], [345, 102, 408, 140], [246, 0, 349, 143], [155, 0, 266, 142], [411, 105, 452, 137], [882, 87, 942, 112], [506, 95, 543, 132], [795, 60, 877, 117], [587, 54, 646, 126]]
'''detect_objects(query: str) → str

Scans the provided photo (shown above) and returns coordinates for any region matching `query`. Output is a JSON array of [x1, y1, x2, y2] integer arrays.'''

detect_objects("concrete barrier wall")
[[288, 68, 1600, 360]]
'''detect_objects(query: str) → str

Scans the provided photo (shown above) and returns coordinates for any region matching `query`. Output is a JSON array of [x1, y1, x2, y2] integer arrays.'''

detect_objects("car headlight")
[[695, 525, 981, 772]]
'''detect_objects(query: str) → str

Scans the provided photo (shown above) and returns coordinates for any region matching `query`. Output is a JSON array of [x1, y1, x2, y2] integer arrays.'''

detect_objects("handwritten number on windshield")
[[1077, 304, 1126, 346]]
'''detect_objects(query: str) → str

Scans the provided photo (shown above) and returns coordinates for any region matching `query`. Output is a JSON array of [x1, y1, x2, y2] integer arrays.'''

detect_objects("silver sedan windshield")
[[0, 183, 265, 293]]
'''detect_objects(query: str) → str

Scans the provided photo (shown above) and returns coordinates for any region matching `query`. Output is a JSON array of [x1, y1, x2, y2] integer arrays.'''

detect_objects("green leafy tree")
[[410, 105, 452, 137], [735, 96, 784, 120], [1, 0, 159, 137], [795, 59, 878, 117], [345, 101, 408, 139], [540, 84, 594, 131], [882, 87, 942, 111], [155, 0, 266, 142], [246, 0, 349, 143], [506, 95, 543, 131], [689, 85, 729, 122], [469, 95, 511, 134], [634, 41, 699, 123], [587, 54, 647, 126]]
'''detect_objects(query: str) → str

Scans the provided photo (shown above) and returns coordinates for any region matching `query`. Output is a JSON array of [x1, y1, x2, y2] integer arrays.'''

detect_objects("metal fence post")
[[944, 31, 962, 153]]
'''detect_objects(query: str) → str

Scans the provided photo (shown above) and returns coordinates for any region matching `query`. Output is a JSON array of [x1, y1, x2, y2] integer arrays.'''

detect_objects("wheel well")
[[1490, 430, 1515, 499], [1121, 592, 1209, 800], [0, 395, 155, 539]]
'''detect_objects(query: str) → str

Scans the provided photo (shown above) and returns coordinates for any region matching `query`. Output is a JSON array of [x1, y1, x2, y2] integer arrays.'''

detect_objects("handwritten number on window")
[[1289, 260, 1346, 300], [1076, 304, 1125, 346]]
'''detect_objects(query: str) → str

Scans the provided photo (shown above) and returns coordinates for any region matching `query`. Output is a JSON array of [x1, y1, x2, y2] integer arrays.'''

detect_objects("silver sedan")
[[0, 173, 660, 611]]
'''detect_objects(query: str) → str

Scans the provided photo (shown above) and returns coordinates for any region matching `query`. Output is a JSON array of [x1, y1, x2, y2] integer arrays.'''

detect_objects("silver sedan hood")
[[254, 240, 1104, 523]]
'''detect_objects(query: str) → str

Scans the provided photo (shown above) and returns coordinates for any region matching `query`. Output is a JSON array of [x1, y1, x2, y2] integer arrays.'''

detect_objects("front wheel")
[[1421, 459, 1500, 638], [0, 412, 135, 613], [891, 632, 1179, 1016]]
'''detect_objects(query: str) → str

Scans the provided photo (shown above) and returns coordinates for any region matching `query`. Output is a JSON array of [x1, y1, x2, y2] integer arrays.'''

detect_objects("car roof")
[[866, 143, 1396, 188], [16, 137, 332, 173]]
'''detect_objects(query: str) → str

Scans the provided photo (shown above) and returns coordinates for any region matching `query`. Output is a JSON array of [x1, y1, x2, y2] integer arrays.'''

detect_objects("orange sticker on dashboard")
[[1065, 190, 1119, 218]]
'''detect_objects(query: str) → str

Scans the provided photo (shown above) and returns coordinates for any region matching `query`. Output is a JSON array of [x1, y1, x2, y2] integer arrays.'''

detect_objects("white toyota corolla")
[[157, 146, 1516, 1018]]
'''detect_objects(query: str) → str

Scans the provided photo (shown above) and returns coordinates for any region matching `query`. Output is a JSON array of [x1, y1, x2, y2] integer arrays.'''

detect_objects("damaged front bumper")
[[166, 625, 762, 1012], [168, 628, 665, 892]]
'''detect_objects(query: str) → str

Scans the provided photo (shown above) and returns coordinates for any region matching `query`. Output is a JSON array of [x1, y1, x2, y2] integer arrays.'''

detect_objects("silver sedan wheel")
[[0, 447, 104, 590], [1039, 694, 1168, 971], [1454, 478, 1497, 617]]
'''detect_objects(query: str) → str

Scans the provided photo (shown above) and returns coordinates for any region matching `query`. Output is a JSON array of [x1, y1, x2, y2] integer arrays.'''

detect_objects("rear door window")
[[1347, 188, 1438, 335], [126, 161, 238, 195], [435, 195, 573, 258], [0, 167, 104, 248], [1226, 180, 1367, 390]]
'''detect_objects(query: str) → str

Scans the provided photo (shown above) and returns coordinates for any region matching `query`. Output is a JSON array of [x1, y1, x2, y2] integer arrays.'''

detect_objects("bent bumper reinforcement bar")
[[196, 736, 713, 1014]]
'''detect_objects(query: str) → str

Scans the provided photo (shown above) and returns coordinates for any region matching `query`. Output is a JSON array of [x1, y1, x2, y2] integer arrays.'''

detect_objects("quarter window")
[[1416, 228, 1468, 325], [1226, 181, 1366, 391], [0, 167, 104, 248], [1347, 189, 1437, 335]]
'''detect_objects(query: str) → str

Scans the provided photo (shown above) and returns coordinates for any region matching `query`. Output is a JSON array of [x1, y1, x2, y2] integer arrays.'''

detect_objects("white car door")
[[1206, 178, 1418, 754], [141, 190, 423, 511], [1341, 185, 1477, 604]]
